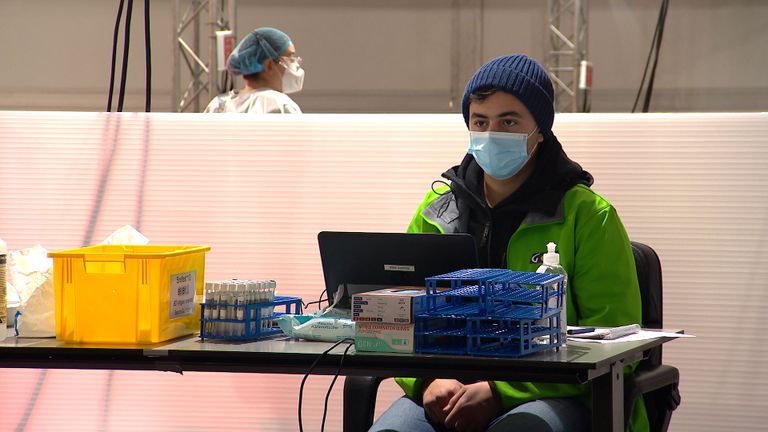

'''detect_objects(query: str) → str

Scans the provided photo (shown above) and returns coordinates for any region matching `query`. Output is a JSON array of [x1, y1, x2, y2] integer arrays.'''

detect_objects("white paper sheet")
[[568, 329, 694, 344]]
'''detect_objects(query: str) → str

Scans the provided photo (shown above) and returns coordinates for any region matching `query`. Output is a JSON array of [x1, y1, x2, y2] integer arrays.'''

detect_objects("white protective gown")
[[204, 88, 302, 114]]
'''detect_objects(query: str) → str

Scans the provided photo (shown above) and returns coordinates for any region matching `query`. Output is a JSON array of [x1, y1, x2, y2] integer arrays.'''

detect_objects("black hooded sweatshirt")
[[440, 135, 594, 267]]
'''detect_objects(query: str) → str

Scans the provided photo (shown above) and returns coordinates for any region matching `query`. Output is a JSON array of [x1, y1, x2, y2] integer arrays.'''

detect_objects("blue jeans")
[[368, 396, 590, 432]]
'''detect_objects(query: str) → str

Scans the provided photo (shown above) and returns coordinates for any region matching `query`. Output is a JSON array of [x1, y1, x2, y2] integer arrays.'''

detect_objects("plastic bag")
[[11, 245, 55, 337]]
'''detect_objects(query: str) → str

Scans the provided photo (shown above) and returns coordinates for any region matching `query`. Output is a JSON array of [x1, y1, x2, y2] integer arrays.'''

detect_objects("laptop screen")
[[317, 231, 479, 309]]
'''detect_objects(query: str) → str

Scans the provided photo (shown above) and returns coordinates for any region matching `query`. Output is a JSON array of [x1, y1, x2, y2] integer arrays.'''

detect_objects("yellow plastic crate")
[[48, 244, 211, 344]]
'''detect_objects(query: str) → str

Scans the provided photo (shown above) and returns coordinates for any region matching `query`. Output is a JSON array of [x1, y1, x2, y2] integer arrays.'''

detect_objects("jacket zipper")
[[480, 221, 492, 266]]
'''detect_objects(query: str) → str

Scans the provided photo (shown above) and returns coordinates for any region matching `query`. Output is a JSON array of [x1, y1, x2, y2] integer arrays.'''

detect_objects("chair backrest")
[[630, 241, 663, 366]]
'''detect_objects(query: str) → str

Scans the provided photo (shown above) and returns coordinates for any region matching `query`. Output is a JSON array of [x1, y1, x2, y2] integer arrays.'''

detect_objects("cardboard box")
[[352, 286, 439, 324], [354, 322, 414, 353]]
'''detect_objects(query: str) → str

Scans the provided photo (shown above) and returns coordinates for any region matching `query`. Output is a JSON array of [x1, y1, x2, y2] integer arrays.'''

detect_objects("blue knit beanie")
[[462, 54, 555, 138], [227, 27, 292, 75]]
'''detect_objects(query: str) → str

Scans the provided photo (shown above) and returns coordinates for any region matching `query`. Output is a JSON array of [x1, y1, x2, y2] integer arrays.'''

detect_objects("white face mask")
[[280, 59, 305, 94]]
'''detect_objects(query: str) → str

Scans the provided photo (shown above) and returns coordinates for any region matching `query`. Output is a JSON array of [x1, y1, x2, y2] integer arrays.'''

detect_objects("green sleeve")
[[493, 381, 588, 408], [394, 377, 424, 400], [571, 203, 642, 328], [406, 189, 445, 234]]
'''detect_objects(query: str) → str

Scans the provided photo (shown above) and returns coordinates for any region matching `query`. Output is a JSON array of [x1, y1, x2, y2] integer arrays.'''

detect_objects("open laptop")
[[317, 231, 479, 310]]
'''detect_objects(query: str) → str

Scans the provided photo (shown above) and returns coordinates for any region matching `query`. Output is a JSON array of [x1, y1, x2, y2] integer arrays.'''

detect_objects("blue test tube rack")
[[199, 296, 303, 341], [414, 269, 564, 357]]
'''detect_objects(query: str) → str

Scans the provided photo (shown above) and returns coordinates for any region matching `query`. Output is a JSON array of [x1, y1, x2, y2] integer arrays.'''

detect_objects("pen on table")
[[567, 327, 596, 335], [603, 323, 641, 340]]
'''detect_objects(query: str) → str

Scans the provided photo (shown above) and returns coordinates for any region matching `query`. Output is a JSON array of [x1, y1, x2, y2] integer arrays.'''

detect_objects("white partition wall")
[[1, 111, 767, 431]]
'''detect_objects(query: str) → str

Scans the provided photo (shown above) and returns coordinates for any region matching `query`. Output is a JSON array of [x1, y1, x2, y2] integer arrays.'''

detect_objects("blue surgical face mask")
[[468, 128, 538, 180]]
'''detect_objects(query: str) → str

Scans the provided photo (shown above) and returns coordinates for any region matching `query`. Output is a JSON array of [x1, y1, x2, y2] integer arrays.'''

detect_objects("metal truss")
[[172, 0, 236, 113], [546, 0, 590, 113]]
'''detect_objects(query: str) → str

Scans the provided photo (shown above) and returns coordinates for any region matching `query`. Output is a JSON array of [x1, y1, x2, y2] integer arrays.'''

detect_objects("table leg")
[[592, 361, 624, 432]]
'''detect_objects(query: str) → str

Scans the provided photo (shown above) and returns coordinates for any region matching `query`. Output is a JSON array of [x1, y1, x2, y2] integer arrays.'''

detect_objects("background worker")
[[369, 54, 645, 432], [204, 27, 304, 114]]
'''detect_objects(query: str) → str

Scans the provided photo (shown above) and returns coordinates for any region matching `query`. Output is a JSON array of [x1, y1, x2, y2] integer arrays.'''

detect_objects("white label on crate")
[[170, 271, 196, 319]]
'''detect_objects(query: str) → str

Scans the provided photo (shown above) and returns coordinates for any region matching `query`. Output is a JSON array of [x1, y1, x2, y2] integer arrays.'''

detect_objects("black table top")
[[0, 332, 678, 384]]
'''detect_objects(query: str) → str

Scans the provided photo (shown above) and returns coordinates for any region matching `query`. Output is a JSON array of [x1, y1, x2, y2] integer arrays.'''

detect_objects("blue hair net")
[[227, 27, 292, 75]]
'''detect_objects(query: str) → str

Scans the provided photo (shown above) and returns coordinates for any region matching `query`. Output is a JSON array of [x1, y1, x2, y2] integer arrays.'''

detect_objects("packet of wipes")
[[275, 314, 355, 342]]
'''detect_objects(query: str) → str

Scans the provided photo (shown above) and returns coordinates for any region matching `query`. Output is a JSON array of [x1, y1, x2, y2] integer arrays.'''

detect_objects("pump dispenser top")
[[536, 241, 567, 348], [542, 241, 559, 266]]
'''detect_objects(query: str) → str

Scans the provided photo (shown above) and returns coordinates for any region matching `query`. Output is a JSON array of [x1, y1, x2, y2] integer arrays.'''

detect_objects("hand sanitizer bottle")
[[536, 242, 567, 347]]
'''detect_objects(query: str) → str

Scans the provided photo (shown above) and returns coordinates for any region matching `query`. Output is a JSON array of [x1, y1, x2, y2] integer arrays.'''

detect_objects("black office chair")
[[623, 241, 681, 431], [342, 241, 681, 432]]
